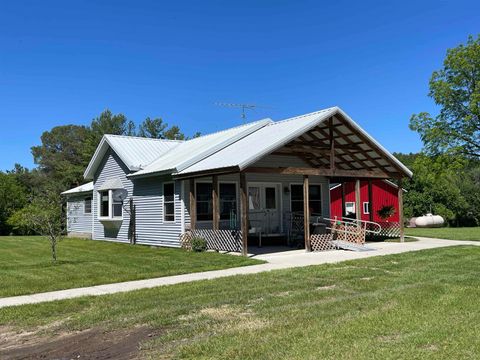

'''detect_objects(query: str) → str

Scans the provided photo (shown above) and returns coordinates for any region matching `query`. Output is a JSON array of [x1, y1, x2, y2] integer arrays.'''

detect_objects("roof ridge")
[[272, 107, 338, 125], [183, 117, 272, 142], [104, 134, 184, 143]]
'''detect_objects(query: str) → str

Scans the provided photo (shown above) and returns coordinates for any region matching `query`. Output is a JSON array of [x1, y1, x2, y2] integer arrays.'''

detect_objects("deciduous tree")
[[410, 35, 480, 158], [8, 191, 64, 261]]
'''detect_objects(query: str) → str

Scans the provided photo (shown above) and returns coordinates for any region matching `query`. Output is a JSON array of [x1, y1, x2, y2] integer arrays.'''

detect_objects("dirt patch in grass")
[[0, 325, 159, 360]]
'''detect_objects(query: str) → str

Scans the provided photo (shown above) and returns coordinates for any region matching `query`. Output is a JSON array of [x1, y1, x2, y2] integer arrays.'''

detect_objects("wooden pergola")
[[179, 113, 410, 256]]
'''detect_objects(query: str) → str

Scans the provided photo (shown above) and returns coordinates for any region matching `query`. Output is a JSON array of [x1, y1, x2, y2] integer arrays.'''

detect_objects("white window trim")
[[97, 189, 123, 221], [163, 181, 176, 223], [363, 202, 370, 214], [289, 182, 323, 215], [194, 179, 239, 223], [345, 202, 356, 214]]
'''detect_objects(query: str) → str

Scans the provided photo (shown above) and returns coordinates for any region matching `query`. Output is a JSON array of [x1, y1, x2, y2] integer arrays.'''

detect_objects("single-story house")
[[63, 106, 412, 254], [330, 180, 406, 223]]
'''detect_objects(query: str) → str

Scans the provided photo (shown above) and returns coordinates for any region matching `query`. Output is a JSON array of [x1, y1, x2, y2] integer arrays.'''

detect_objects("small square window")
[[363, 202, 370, 214], [345, 202, 355, 217]]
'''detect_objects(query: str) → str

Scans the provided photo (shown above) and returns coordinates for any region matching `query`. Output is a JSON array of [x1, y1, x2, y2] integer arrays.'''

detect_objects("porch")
[[177, 109, 411, 256]]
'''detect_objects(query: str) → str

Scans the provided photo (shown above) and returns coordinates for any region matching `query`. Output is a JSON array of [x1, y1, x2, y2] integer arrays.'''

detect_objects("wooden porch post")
[[303, 175, 311, 252], [341, 182, 346, 218], [368, 180, 374, 224], [212, 175, 219, 230], [240, 172, 248, 256], [398, 178, 404, 243], [355, 179, 361, 221], [189, 178, 196, 230]]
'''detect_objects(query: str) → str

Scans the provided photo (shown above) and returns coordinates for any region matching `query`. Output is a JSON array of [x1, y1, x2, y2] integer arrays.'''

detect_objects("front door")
[[248, 183, 282, 235]]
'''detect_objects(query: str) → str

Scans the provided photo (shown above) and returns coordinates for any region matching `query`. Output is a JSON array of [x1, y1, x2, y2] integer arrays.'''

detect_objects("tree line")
[[0, 111, 198, 236]]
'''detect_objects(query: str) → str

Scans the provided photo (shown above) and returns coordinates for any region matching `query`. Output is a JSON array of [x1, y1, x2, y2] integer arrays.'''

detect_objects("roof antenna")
[[215, 102, 271, 123]]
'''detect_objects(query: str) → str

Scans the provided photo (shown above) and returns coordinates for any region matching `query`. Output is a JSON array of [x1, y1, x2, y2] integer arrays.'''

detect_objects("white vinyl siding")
[[93, 148, 185, 247], [66, 194, 93, 236]]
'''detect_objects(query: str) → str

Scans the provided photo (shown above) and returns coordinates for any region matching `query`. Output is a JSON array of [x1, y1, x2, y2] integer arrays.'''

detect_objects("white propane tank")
[[414, 213, 444, 228]]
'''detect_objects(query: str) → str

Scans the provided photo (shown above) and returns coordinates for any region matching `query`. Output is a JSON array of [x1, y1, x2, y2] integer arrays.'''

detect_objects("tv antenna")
[[215, 102, 271, 123]]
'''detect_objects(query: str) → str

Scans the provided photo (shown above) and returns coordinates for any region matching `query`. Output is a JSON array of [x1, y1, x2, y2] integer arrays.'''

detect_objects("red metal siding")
[[329, 180, 400, 222]]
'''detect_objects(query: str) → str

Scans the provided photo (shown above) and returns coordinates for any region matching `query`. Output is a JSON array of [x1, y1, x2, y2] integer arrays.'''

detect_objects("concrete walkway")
[[1, 237, 478, 309]]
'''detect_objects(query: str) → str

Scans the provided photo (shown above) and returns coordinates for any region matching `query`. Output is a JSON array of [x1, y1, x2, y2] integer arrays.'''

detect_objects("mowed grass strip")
[[405, 227, 480, 241], [0, 236, 263, 297], [1, 246, 479, 359]]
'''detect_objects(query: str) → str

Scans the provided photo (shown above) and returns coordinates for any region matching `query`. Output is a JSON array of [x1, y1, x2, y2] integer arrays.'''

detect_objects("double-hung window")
[[196, 183, 213, 221], [99, 190, 123, 219], [290, 184, 322, 215], [84, 196, 92, 214], [163, 183, 175, 222], [220, 183, 236, 220], [100, 191, 109, 217], [112, 197, 122, 218], [196, 182, 238, 221]]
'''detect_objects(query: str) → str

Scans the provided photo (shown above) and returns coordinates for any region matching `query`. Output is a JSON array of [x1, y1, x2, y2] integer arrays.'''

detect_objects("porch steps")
[[331, 240, 375, 252]]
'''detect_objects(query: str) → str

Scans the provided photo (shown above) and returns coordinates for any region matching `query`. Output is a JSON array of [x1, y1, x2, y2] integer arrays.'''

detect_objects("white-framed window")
[[363, 202, 370, 214], [163, 182, 175, 222], [98, 190, 123, 219], [100, 190, 109, 217], [345, 202, 356, 216], [84, 196, 92, 214], [290, 184, 322, 215], [112, 197, 122, 218]]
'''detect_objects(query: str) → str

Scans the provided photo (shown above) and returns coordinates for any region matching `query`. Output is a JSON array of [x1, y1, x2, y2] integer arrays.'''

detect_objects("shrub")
[[377, 205, 396, 220], [191, 237, 207, 252]]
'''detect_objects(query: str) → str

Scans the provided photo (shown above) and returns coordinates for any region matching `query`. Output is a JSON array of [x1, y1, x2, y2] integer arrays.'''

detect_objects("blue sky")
[[1, 0, 479, 171]]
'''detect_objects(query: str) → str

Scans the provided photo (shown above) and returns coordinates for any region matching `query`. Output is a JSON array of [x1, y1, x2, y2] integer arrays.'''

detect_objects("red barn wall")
[[329, 180, 400, 223]]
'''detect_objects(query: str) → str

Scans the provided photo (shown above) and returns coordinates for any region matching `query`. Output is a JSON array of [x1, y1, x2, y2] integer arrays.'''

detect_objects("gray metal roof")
[[83, 106, 412, 181], [61, 181, 94, 195], [84, 135, 182, 179], [176, 108, 338, 175], [175, 107, 412, 178], [130, 118, 272, 178]]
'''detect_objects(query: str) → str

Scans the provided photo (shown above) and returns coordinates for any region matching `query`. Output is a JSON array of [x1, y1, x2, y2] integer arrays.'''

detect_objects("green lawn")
[[0, 236, 262, 297], [405, 227, 480, 241], [1, 246, 479, 359]]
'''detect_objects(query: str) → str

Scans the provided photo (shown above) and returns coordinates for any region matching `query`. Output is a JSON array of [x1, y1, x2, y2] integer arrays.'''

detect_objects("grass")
[[0, 236, 262, 297], [405, 227, 480, 241], [1, 246, 480, 359]]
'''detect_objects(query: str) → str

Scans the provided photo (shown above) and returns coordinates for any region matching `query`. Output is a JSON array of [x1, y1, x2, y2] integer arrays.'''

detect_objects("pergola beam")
[[245, 166, 391, 179]]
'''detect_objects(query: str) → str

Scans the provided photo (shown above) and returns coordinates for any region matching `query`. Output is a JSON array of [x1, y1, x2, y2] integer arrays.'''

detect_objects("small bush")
[[191, 237, 207, 252]]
